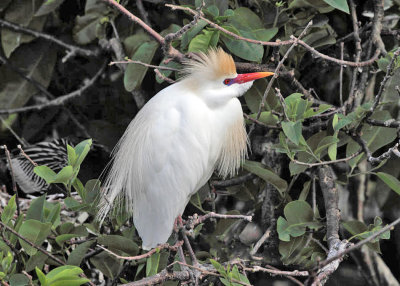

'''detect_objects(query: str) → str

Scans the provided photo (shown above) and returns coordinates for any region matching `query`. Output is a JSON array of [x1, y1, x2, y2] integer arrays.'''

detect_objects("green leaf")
[[221, 25, 264, 62], [35, 0, 64, 16], [90, 252, 122, 279], [34, 166, 56, 184], [67, 240, 94, 266], [123, 32, 151, 56], [46, 265, 89, 286], [26, 251, 48, 272], [36, 267, 47, 285], [146, 252, 161, 277], [98, 235, 139, 256], [188, 30, 219, 53], [342, 220, 383, 253], [74, 139, 92, 168], [181, 20, 208, 49], [72, 0, 108, 45], [124, 41, 159, 91], [0, 40, 57, 111], [277, 201, 322, 241], [1, 195, 16, 224], [281, 121, 302, 145], [314, 136, 339, 156], [9, 273, 29, 286], [322, 0, 350, 13], [67, 145, 77, 167], [346, 110, 397, 168], [18, 220, 52, 256], [53, 166, 74, 184], [242, 160, 287, 197], [376, 172, 400, 195], [1, 0, 47, 57], [298, 181, 311, 201], [254, 27, 278, 42], [26, 195, 46, 222]]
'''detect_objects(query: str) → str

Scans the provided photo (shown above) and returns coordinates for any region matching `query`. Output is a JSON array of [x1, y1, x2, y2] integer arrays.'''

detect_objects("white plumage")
[[98, 48, 273, 249]]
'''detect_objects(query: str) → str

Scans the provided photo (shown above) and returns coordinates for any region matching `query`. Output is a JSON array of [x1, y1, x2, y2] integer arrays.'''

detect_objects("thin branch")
[[17, 145, 38, 166], [366, 118, 400, 128], [98, 241, 183, 261], [255, 21, 313, 123], [109, 59, 179, 71], [245, 265, 309, 277], [339, 42, 344, 106], [185, 212, 252, 230], [124, 269, 191, 286], [368, 140, 400, 165], [243, 113, 281, 130], [274, 88, 290, 121], [0, 61, 107, 115], [291, 150, 362, 167], [103, 0, 164, 45], [212, 173, 257, 189], [250, 226, 272, 256], [154, 69, 176, 84], [1, 146, 20, 216], [371, 0, 386, 54], [136, 0, 151, 27], [166, 4, 380, 67], [316, 216, 400, 270], [0, 19, 98, 61], [364, 48, 400, 121], [163, 1, 205, 55]]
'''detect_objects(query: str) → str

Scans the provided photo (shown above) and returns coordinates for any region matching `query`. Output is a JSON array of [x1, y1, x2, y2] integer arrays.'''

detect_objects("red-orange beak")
[[234, 72, 274, 84]]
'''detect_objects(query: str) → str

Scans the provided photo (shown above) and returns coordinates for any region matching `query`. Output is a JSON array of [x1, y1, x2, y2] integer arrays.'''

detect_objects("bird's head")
[[181, 47, 273, 105]]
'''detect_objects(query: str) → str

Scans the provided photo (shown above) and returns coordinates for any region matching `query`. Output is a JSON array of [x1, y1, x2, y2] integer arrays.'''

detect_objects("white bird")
[[98, 48, 273, 249]]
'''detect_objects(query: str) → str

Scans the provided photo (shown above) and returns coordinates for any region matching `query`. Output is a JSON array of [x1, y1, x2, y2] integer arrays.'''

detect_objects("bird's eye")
[[223, 79, 231, 85]]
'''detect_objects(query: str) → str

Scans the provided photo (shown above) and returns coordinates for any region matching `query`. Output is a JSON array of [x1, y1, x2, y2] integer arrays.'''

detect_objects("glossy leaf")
[[124, 41, 159, 91], [376, 172, 400, 195], [322, 0, 350, 13], [243, 160, 287, 196], [18, 220, 52, 256]]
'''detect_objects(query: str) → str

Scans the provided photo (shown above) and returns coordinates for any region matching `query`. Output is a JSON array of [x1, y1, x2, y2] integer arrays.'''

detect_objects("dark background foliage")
[[0, 0, 400, 285]]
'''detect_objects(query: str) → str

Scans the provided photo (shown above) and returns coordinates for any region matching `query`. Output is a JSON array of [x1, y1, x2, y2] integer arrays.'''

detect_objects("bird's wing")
[[99, 90, 214, 249]]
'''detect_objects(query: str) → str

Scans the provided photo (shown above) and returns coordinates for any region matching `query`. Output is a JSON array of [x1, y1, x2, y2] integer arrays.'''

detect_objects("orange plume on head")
[[182, 47, 237, 80]]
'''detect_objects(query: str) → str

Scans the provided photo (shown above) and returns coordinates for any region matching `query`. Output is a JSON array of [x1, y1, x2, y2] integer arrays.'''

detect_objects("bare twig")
[[245, 265, 309, 277], [274, 88, 290, 121], [0, 19, 98, 61], [124, 269, 191, 286], [250, 226, 272, 256], [154, 69, 176, 84], [166, 4, 380, 67], [339, 42, 344, 106], [316, 216, 400, 270], [371, 0, 386, 54], [366, 118, 400, 128], [17, 145, 38, 167], [254, 21, 313, 124], [2, 146, 20, 216], [185, 212, 252, 230], [291, 150, 362, 167], [109, 59, 179, 71], [0, 61, 107, 115], [98, 241, 184, 261], [136, 0, 151, 27], [212, 173, 257, 189]]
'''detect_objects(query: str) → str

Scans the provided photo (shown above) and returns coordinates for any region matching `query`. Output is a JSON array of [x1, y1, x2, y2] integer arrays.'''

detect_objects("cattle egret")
[[98, 48, 273, 249]]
